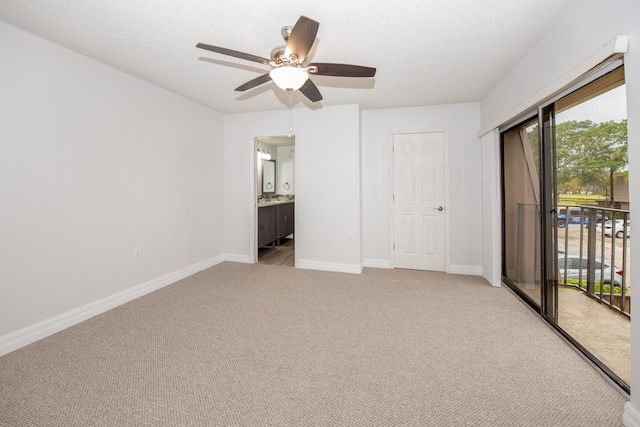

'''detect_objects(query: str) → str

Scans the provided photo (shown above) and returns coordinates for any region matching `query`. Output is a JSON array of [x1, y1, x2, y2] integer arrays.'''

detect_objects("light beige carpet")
[[0, 262, 627, 426]]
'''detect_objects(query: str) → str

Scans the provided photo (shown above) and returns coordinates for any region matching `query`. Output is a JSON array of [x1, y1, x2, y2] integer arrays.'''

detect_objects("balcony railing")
[[556, 205, 631, 317]]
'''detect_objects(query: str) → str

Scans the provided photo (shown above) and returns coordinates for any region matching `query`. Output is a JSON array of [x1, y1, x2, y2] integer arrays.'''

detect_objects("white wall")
[[224, 104, 362, 272], [480, 130, 501, 287], [277, 145, 295, 195], [361, 103, 483, 273], [479, 0, 640, 421], [480, 0, 637, 129], [0, 22, 225, 349]]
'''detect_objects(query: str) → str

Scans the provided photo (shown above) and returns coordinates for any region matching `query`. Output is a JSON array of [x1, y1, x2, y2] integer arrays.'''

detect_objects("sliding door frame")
[[499, 58, 629, 394], [538, 104, 557, 322]]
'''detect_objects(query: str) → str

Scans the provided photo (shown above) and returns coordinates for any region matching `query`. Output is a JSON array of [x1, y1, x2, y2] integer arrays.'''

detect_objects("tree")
[[595, 120, 628, 201], [554, 119, 628, 199]]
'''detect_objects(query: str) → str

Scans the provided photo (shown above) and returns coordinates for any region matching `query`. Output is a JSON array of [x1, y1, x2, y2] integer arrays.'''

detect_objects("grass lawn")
[[558, 193, 607, 205], [564, 280, 629, 295]]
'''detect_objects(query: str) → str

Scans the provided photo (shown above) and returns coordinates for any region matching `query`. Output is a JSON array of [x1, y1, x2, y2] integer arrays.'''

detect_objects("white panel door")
[[393, 132, 446, 271]]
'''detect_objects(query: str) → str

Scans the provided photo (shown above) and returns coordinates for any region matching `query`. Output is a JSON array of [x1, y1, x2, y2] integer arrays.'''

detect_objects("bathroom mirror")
[[262, 159, 275, 193]]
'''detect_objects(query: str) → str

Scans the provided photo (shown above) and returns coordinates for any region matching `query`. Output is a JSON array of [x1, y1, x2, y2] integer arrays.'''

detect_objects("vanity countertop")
[[257, 199, 294, 207]]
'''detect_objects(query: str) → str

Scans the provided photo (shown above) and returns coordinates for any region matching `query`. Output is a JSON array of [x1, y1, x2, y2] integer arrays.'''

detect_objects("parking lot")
[[557, 223, 631, 286]]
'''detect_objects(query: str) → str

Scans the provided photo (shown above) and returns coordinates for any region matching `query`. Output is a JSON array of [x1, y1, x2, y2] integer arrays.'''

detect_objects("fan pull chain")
[[288, 89, 293, 137]]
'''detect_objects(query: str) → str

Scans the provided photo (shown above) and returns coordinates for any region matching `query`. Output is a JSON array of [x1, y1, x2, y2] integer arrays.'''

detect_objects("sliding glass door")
[[500, 62, 630, 393], [502, 118, 543, 307]]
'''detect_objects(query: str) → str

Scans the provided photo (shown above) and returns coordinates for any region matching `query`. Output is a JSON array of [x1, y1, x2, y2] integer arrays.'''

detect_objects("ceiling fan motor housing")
[[270, 46, 286, 63], [281, 25, 293, 41]]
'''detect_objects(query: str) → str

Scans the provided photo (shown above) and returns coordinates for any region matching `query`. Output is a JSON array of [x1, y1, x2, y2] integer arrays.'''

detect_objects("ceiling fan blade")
[[308, 63, 376, 78], [235, 74, 272, 92], [299, 79, 323, 102], [196, 43, 272, 65], [284, 16, 319, 63]]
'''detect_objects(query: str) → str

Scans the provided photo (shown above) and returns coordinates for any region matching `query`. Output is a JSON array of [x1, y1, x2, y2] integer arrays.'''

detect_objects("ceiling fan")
[[196, 16, 376, 102]]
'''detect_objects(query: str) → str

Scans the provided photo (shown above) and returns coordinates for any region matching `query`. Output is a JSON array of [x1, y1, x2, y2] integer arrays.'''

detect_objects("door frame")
[[251, 133, 298, 265], [389, 130, 451, 272]]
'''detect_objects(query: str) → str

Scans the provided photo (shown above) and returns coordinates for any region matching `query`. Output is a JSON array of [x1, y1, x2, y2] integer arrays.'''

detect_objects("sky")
[[556, 85, 627, 124]]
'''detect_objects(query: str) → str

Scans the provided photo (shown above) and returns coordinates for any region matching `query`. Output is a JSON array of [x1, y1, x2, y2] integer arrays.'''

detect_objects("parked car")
[[596, 219, 631, 238], [557, 208, 608, 228], [557, 250, 623, 286]]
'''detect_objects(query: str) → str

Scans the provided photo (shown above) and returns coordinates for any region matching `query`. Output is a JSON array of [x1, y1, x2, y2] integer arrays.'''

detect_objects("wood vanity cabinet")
[[276, 202, 294, 239], [258, 202, 294, 247], [257, 205, 276, 247]]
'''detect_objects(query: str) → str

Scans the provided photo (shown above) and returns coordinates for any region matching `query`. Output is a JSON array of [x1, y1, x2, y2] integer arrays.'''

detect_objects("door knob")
[[434, 206, 444, 211]]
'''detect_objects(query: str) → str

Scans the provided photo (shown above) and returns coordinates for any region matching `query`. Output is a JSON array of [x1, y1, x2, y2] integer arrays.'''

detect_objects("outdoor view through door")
[[501, 63, 630, 392], [256, 136, 295, 267]]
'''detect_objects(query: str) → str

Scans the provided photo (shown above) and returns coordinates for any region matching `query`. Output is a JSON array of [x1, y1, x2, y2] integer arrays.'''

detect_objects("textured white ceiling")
[[0, 0, 579, 114]]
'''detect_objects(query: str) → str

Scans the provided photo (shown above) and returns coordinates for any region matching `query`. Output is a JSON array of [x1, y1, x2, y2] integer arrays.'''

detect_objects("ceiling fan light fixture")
[[269, 66, 309, 91]]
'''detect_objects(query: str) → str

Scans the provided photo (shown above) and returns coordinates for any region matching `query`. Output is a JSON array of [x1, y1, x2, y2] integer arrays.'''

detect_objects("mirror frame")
[[262, 159, 276, 193]]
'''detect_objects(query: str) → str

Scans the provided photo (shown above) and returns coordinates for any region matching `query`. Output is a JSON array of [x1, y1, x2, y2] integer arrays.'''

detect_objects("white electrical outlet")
[[134, 247, 142, 259], [348, 234, 354, 242]]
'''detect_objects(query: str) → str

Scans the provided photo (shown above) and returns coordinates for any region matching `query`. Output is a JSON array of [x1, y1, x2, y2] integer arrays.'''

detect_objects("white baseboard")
[[297, 259, 363, 274], [363, 260, 483, 275], [624, 402, 640, 427], [449, 264, 483, 276], [223, 253, 252, 263], [0, 255, 225, 357], [363, 258, 392, 269]]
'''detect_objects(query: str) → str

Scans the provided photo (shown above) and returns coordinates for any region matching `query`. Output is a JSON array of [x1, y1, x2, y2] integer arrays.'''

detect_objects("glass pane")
[[502, 118, 542, 305], [554, 79, 630, 386]]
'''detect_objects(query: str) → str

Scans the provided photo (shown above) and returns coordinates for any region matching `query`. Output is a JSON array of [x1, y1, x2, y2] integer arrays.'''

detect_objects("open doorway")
[[256, 135, 295, 267]]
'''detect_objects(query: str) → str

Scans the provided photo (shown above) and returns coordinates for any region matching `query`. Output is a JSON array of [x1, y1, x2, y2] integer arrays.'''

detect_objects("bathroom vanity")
[[258, 201, 294, 247]]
